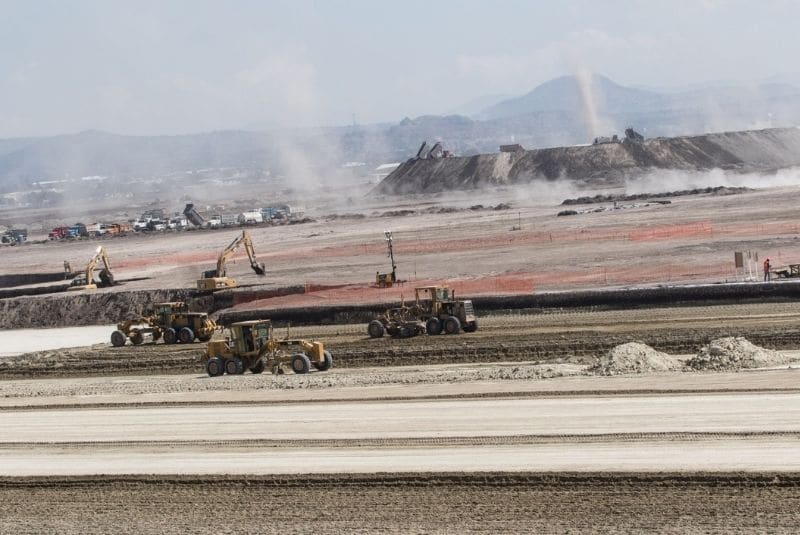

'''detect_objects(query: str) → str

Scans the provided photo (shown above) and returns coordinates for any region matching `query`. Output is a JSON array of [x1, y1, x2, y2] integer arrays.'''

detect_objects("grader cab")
[[205, 320, 333, 376]]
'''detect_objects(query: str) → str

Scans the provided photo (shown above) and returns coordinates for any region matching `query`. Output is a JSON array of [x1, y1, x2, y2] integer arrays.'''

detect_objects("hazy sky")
[[1, 0, 798, 137]]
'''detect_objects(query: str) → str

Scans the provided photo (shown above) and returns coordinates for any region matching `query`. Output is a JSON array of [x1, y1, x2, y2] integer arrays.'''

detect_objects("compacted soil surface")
[[2, 473, 799, 534]]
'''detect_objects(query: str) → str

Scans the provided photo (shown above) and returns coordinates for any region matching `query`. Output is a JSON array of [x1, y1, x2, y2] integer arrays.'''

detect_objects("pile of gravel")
[[591, 342, 682, 375], [687, 337, 795, 371]]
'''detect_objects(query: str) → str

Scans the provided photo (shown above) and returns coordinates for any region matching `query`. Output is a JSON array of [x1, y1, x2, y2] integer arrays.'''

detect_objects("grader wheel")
[[291, 353, 311, 374], [130, 332, 144, 345], [426, 318, 443, 335], [313, 350, 333, 371], [367, 320, 385, 338], [206, 357, 224, 377], [225, 357, 244, 375], [163, 328, 178, 344], [110, 330, 127, 347], [444, 316, 461, 335], [178, 327, 195, 344]]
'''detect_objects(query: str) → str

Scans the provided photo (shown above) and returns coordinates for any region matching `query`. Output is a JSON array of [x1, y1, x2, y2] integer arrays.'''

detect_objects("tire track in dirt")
[[4, 305, 800, 378], [2, 472, 799, 534], [3, 431, 800, 450]]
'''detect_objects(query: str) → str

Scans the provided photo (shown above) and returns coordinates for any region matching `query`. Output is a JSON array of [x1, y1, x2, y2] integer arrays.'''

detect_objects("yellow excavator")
[[197, 230, 266, 290], [67, 245, 115, 291]]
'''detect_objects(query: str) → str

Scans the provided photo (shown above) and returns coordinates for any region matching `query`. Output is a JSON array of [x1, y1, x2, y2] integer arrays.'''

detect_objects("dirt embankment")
[[4, 279, 800, 330], [375, 127, 800, 194], [0, 272, 74, 288], [0, 289, 215, 330]]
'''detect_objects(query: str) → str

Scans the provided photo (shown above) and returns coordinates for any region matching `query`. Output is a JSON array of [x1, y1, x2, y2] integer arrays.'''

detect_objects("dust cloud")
[[626, 166, 800, 194]]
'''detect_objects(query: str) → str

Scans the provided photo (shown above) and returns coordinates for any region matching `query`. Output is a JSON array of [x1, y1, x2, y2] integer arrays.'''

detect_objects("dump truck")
[[367, 285, 477, 337], [110, 301, 217, 346], [48, 226, 71, 240], [183, 203, 206, 227], [204, 319, 332, 376], [197, 230, 266, 290]]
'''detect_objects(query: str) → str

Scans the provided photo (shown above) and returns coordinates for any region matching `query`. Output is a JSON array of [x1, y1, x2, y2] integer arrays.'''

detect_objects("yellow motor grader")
[[205, 320, 332, 376], [367, 285, 478, 338], [110, 302, 217, 346]]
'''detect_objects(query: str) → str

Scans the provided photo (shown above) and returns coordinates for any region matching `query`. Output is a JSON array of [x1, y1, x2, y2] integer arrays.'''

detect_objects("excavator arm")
[[82, 252, 99, 285], [213, 230, 265, 278], [69, 245, 114, 290]]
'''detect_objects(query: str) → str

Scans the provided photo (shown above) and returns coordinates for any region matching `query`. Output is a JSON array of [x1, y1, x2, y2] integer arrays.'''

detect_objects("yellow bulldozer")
[[197, 230, 266, 291], [110, 302, 217, 346], [67, 245, 115, 291], [205, 319, 332, 376]]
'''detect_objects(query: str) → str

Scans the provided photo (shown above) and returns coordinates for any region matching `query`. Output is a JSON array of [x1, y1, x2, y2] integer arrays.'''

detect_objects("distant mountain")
[[477, 74, 668, 120], [2, 74, 800, 195], [447, 93, 513, 117], [477, 74, 800, 128]]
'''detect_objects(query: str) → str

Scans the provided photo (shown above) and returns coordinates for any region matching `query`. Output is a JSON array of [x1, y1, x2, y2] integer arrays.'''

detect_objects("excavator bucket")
[[252, 262, 266, 276]]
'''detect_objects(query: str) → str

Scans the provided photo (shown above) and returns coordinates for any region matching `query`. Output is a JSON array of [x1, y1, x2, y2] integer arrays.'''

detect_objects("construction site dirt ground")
[[4, 184, 800, 532], [4, 184, 800, 306]]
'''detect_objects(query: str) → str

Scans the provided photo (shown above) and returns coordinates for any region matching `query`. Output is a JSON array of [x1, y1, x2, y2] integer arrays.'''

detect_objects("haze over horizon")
[[1, 0, 799, 138]]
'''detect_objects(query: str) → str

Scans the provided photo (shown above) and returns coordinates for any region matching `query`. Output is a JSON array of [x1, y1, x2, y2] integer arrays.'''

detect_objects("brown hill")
[[374, 127, 800, 195]]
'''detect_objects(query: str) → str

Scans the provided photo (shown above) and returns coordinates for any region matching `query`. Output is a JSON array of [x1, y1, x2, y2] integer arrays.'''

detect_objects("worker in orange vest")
[[764, 258, 771, 281]]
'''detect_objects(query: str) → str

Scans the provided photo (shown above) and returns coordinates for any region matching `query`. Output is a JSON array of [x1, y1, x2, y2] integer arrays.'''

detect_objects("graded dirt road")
[[3, 390, 800, 476]]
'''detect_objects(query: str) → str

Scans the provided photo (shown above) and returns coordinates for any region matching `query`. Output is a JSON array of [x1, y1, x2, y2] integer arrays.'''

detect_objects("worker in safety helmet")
[[764, 258, 771, 282]]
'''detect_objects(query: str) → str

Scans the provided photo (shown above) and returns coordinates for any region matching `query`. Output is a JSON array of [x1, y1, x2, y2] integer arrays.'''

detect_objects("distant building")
[[500, 144, 524, 153]]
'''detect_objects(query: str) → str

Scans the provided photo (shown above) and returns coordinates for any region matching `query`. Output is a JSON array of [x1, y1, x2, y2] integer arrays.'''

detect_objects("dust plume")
[[626, 166, 800, 194]]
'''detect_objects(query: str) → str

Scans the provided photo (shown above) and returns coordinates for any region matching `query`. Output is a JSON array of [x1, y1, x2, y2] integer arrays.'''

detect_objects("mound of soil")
[[687, 337, 795, 370], [591, 342, 682, 375], [376, 127, 800, 194]]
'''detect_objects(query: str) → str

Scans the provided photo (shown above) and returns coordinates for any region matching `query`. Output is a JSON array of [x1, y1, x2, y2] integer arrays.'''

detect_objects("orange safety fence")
[[232, 261, 741, 311], [628, 220, 713, 241]]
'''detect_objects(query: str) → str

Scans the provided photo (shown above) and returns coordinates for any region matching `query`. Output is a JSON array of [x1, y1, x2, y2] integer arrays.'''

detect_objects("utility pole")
[[385, 230, 396, 281]]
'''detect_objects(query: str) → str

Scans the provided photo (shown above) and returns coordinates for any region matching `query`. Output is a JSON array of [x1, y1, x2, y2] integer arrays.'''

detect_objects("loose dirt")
[[591, 342, 682, 375], [688, 336, 798, 371]]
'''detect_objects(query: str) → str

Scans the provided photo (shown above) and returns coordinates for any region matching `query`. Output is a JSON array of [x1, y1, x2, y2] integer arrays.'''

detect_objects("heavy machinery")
[[375, 230, 398, 287], [183, 203, 206, 227], [110, 302, 217, 346], [412, 286, 478, 335], [197, 230, 266, 290], [67, 245, 115, 291], [204, 320, 333, 376], [773, 264, 800, 278], [367, 285, 477, 338], [367, 305, 426, 339]]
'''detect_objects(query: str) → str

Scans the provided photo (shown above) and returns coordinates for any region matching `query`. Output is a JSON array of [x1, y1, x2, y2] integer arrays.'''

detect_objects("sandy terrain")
[[5, 185, 800, 531], [4, 185, 800, 301]]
